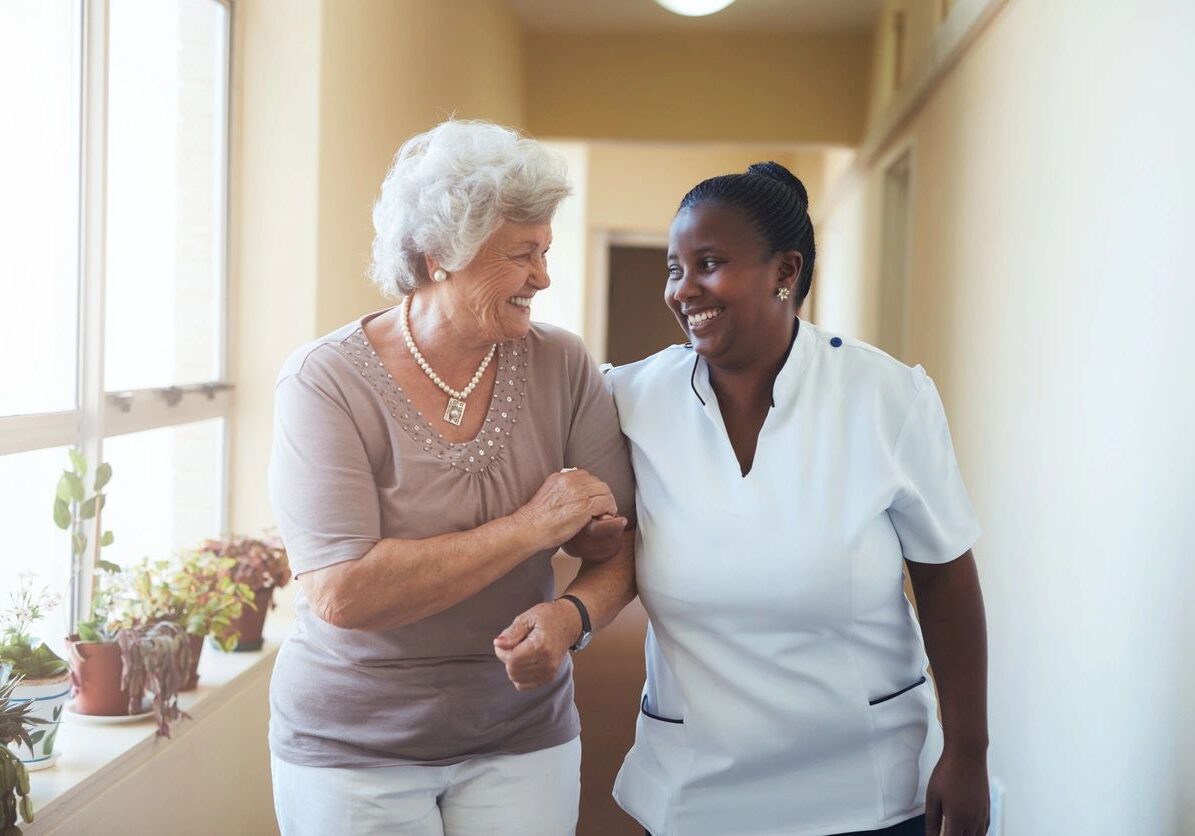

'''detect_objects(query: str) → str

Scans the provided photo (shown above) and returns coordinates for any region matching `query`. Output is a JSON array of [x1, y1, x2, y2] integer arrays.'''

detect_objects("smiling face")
[[666, 201, 800, 372], [440, 220, 552, 343]]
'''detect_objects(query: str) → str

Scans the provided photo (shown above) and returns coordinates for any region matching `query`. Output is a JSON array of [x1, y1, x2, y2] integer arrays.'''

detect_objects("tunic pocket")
[[640, 693, 684, 724], [868, 675, 927, 706], [867, 675, 940, 820], [615, 693, 692, 835]]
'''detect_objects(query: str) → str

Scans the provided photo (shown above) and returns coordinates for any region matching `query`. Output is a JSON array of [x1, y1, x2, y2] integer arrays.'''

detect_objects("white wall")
[[817, 1, 1195, 832]]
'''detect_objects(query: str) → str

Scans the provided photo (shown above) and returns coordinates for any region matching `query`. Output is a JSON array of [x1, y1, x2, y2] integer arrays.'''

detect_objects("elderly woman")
[[267, 120, 635, 836], [502, 162, 989, 836]]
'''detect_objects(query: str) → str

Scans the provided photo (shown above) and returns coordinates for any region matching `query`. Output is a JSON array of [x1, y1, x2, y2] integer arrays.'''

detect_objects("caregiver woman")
[[500, 162, 989, 836], [268, 121, 634, 836]]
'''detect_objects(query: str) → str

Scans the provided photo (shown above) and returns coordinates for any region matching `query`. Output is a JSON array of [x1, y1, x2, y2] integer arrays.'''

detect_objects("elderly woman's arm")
[[493, 528, 636, 690], [301, 469, 618, 632]]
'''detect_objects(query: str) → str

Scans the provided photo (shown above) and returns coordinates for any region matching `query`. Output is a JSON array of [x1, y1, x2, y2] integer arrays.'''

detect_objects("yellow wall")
[[526, 31, 872, 144], [228, 0, 323, 535], [817, 1, 1195, 832], [586, 143, 829, 235]]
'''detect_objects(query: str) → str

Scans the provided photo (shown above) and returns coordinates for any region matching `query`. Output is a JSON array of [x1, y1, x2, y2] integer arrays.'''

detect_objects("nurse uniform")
[[607, 320, 981, 836]]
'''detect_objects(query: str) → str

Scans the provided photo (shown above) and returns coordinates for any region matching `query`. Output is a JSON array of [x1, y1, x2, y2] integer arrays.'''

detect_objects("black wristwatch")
[[559, 594, 592, 652]]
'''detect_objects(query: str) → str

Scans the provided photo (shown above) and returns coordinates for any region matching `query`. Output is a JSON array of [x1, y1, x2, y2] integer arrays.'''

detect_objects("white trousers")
[[271, 737, 581, 836]]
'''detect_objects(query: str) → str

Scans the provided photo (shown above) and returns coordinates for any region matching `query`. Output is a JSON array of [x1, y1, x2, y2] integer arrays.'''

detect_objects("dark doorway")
[[605, 245, 681, 366]]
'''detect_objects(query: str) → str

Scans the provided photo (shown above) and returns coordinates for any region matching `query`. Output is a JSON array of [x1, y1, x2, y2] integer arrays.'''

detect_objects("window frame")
[[0, 0, 234, 629]]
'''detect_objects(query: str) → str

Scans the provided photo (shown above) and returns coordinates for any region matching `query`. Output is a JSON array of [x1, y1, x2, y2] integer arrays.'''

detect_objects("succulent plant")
[[116, 621, 193, 738], [0, 677, 44, 833]]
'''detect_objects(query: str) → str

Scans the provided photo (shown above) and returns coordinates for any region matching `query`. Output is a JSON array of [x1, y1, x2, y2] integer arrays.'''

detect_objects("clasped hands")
[[494, 468, 625, 690]]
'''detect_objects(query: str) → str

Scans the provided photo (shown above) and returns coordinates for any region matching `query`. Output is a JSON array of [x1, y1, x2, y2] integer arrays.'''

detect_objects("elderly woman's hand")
[[493, 600, 579, 690], [515, 469, 618, 553]]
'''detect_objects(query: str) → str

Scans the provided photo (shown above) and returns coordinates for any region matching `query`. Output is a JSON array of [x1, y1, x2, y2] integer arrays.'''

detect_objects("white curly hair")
[[369, 120, 572, 297]]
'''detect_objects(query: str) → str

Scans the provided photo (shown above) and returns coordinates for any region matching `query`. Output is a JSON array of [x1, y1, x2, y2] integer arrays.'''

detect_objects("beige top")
[[268, 312, 635, 768]]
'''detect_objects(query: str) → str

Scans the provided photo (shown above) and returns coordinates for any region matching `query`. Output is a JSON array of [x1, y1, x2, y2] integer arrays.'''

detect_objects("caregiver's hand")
[[562, 513, 628, 563], [924, 747, 989, 836]]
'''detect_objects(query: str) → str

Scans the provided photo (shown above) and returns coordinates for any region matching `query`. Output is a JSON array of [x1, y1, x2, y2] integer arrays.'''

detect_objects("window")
[[0, 0, 232, 636]]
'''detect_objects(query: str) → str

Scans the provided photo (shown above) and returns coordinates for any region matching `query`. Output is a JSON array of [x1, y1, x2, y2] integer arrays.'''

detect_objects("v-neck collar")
[[687, 319, 815, 478], [689, 317, 815, 418]]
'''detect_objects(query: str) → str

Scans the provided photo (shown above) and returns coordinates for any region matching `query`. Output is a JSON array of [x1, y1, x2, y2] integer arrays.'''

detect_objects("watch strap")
[[559, 594, 592, 651]]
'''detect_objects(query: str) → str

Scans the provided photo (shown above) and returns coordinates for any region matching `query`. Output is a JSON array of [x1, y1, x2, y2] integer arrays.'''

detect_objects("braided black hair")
[[677, 161, 816, 304]]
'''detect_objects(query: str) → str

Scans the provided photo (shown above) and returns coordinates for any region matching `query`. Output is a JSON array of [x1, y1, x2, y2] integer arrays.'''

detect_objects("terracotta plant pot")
[[181, 632, 205, 691], [66, 637, 135, 716], [226, 587, 272, 652], [6, 672, 71, 771]]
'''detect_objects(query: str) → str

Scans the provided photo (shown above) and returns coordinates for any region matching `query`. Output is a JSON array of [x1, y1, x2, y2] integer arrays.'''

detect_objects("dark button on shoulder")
[[830, 336, 843, 348]]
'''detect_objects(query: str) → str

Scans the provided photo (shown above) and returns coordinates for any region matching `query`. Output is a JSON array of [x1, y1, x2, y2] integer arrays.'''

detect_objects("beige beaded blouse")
[[268, 311, 635, 768]]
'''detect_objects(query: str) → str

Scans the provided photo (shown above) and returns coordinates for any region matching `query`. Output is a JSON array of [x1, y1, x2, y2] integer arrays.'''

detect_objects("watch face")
[[572, 631, 592, 652]]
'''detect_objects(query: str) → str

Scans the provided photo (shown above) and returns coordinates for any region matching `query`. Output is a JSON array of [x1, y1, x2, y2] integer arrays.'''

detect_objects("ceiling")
[[508, 0, 884, 34]]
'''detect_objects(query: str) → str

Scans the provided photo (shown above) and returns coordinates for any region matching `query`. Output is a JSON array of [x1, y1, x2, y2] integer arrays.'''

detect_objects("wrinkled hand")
[[515, 469, 618, 552], [562, 513, 627, 563], [493, 600, 579, 691], [924, 748, 989, 836]]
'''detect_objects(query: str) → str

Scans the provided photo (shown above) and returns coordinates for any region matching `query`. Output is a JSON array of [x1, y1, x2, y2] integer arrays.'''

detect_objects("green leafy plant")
[[0, 677, 45, 833], [199, 534, 291, 593], [53, 449, 119, 642], [0, 577, 68, 681], [172, 552, 256, 652], [115, 555, 255, 652]]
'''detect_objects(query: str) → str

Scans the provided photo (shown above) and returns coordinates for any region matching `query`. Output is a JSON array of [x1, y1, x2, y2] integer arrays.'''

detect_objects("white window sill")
[[24, 605, 293, 832]]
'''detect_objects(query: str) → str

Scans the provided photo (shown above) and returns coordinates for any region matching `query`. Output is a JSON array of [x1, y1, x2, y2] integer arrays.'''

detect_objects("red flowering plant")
[[198, 535, 291, 594]]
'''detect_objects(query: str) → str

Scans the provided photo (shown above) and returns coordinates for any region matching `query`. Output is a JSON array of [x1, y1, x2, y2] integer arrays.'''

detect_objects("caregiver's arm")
[[300, 469, 617, 632], [906, 549, 990, 836], [494, 527, 636, 690]]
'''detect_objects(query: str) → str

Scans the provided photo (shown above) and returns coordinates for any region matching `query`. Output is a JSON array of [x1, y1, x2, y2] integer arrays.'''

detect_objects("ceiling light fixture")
[[653, 0, 738, 18]]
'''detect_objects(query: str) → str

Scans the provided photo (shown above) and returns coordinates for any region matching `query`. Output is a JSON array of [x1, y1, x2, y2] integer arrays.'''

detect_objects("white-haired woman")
[[267, 121, 636, 835]]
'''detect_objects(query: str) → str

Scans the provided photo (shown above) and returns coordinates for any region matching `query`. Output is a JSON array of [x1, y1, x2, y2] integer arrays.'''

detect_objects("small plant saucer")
[[67, 702, 153, 724]]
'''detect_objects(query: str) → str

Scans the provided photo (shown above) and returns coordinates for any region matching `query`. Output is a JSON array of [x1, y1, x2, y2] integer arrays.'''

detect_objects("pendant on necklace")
[[444, 397, 466, 426]]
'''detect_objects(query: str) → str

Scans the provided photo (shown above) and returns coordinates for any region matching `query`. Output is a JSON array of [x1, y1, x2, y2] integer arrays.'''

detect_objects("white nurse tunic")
[[607, 320, 981, 836]]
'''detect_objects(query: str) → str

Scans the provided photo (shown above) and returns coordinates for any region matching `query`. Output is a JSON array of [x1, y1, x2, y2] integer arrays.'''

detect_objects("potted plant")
[[54, 452, 190, 736], [0, 577, 70, 770], [1, 676, 43, 833], [117, 554, 254, 690], [172, 551, 255, 684], [198, 535, 291, 651], [55, 450, 131, 719]]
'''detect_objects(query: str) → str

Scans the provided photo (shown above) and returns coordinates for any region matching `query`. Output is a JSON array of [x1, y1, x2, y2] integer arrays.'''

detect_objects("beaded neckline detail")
[[338, 327, 529, 475]]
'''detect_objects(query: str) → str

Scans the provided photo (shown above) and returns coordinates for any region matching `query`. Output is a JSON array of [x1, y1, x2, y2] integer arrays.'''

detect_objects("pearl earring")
[[776, 287, 791, 301], [432, 268, 448, 282]]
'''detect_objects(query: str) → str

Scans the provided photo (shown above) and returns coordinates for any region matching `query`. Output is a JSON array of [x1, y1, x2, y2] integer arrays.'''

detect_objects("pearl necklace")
[[400, 294, 496, 426]]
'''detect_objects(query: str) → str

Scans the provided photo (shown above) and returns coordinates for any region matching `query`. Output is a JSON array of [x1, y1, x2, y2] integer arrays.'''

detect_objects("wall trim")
[[817, 0, 1012, 223]]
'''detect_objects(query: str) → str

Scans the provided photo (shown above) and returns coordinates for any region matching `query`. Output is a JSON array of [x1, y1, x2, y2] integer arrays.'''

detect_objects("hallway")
[[3, 1, 1192, 834]]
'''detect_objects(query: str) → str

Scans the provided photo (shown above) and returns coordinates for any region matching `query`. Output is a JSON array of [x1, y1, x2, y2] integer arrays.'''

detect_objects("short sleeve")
[[888, 375, 981, 564], [269, 370, 382, 576], [565, 352, 637, 527]]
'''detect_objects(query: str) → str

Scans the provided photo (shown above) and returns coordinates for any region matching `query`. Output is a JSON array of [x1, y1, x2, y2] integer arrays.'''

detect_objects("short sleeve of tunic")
[[888, 370, 981, 563], [269, 351, 382, 576]]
